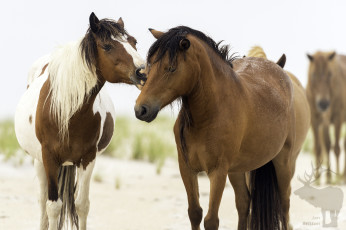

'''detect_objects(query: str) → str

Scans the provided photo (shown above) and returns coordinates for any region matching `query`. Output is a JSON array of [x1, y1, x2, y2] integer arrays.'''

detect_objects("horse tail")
[[58, 165, 79, 230], [249, 161, 286, 230], [247, 46, 267, 59]]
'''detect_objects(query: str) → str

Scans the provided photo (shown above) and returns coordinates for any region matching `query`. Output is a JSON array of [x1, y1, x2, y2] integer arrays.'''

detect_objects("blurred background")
[[1, 0, 346, 229]]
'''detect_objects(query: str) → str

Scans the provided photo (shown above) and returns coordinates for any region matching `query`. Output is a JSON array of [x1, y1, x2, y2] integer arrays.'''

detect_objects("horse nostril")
[[135, 104, 149, 119], [140, 105, 147, 117], [318, 100, 330, 111], [136, 68, 146, 81]]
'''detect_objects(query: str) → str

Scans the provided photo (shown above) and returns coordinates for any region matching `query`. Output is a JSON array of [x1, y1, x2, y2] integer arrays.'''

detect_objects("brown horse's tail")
[[58, 165, 79, 230], [249, 161, 286, 230]]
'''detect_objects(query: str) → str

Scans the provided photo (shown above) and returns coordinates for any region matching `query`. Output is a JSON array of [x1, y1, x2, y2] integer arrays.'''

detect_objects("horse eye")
[[168, 66, 176, 72], [102, 44, 112, 51]]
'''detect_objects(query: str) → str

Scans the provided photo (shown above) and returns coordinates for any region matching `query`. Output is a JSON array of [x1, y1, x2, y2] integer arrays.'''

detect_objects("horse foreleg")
[[344, 137, 346, 182], [42, 150, 62, 230], [178, 154, 202, 230], [75, 160, 96, 230], [34, 159, 48, 230], [228, 172, 249, 230], [204, 168, 227, 230], [322, 125, 332, 183], [333, 121, 342, 176], [312, 122, 322, 183]]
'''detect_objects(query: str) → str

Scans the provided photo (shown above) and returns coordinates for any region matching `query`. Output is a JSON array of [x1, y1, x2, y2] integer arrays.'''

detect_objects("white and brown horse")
[[15, 12, 145, 230]]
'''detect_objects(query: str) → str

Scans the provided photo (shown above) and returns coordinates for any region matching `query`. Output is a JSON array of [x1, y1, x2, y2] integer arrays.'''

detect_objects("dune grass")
[[0, 120, 21, 160]]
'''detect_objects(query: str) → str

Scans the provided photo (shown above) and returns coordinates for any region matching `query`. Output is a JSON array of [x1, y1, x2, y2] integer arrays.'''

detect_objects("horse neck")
[[184, 44, 237, 127]]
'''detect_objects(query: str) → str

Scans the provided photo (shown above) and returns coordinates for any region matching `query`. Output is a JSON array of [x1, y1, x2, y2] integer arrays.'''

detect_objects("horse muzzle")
[[134, 104, 160, 122], [131, 65, 147, 90]]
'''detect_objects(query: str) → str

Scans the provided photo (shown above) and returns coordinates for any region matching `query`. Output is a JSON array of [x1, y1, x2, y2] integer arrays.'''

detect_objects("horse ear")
[[117, 17, 124, 30], [329, 51, 336, 61], [276, 54, 286, 68], [149, 28, 164, 39], [307, 54, 314, 62], [89, 12, 100, 34], [179, 38, 190, 51]]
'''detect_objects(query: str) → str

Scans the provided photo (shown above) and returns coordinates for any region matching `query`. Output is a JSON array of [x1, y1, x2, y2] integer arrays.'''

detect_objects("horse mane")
[[147, 26, 236, 67], [49, 18, 126, 142], [247, 46, 267, 59]]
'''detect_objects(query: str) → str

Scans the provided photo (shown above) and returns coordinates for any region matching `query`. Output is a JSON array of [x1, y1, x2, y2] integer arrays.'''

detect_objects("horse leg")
[[312, 122, 322, 182], [42, 150, 62, 230], [204, 168, 227, 230], [344, 137, 346, 182], [75, 160, 96, 230], [178, 155, 202, 230], [272, 143, 293, 230], [228, 172, 249, 230], [34, 159, 49, 230], [322, 125, 332, 183], [333, 121, 341, 176]]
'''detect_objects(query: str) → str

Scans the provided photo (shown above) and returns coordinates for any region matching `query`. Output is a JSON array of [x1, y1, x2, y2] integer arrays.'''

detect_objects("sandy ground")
[[0, 153, 346, 230]]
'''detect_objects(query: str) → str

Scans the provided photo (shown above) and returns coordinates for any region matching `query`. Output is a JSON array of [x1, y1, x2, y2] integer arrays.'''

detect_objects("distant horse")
[[134, 27, 310, 230], [306, 51, 346, 183], [15, 13, 144, 230]]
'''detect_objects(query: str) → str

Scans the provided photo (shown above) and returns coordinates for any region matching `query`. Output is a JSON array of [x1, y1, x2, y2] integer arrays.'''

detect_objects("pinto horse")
[[15, 13, 145, 230], [134, 27, 310, 230]]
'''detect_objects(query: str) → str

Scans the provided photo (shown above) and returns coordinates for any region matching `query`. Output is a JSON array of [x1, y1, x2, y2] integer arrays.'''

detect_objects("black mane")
[[147, 26, 236, 67], [80, 18, 128, 71]]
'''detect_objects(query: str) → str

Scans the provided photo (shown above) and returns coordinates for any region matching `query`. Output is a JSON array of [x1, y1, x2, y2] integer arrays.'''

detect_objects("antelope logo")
[[294, 164, 344, 227]]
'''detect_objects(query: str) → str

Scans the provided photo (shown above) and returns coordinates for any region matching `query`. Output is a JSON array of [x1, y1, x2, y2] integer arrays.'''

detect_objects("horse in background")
[[15, 12, 145, 230], [135, 26, 310, 230], [306, 51, 346, 183]]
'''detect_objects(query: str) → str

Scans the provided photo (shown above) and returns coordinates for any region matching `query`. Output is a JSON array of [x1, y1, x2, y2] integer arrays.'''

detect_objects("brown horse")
[[134, 27, 310, 230], [15, 13, 144, 230], [306, 51, 346, 183]]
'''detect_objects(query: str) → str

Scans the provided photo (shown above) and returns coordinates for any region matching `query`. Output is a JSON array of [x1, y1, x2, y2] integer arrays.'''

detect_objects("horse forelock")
[[48, 40, 98, 142], [147, 26, 236, 67]]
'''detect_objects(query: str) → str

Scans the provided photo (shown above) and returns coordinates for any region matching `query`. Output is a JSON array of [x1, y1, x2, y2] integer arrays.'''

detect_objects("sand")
[[0, 153, 345, 230]]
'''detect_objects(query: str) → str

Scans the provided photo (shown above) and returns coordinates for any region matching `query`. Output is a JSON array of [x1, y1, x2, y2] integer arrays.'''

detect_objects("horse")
[[14, 12, 145, 230], [306, 51, 346, 183], [134, 27, 310, 230]]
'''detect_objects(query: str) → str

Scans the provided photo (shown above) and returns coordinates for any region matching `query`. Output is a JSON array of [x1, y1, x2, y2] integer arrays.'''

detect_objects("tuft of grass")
[[93, 172, 103, 183], [0, 120, 21, 160], [302, 128, 313, 154], [115, 176, 121, 190]]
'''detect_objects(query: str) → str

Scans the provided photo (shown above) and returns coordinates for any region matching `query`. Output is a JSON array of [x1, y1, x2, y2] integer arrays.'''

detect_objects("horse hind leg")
[[228, 172, 250, 230], [272, 142, 294, 230], [34, 160, 49, 230], [75, 160, 96, 230]]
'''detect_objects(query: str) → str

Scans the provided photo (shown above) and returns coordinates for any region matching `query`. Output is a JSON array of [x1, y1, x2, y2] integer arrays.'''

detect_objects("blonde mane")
[[48, 39, 98, 142], [248, 46, 267, 59]]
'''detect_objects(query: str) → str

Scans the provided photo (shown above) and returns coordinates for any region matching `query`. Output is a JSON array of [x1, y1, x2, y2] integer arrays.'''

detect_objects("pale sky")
[[1, 0, 345, 119]]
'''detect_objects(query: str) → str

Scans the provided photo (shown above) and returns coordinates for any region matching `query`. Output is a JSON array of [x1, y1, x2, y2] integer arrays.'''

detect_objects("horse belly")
[[15, 74, 48, 162], [93, 87, 116, 155]]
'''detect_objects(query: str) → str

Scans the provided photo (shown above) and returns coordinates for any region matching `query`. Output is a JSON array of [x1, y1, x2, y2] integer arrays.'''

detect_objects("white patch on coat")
[[15, 70, 48, 162], [46, 199, 63, 230], [111, 35, 145, 68], [92, 86, 115, 154]]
